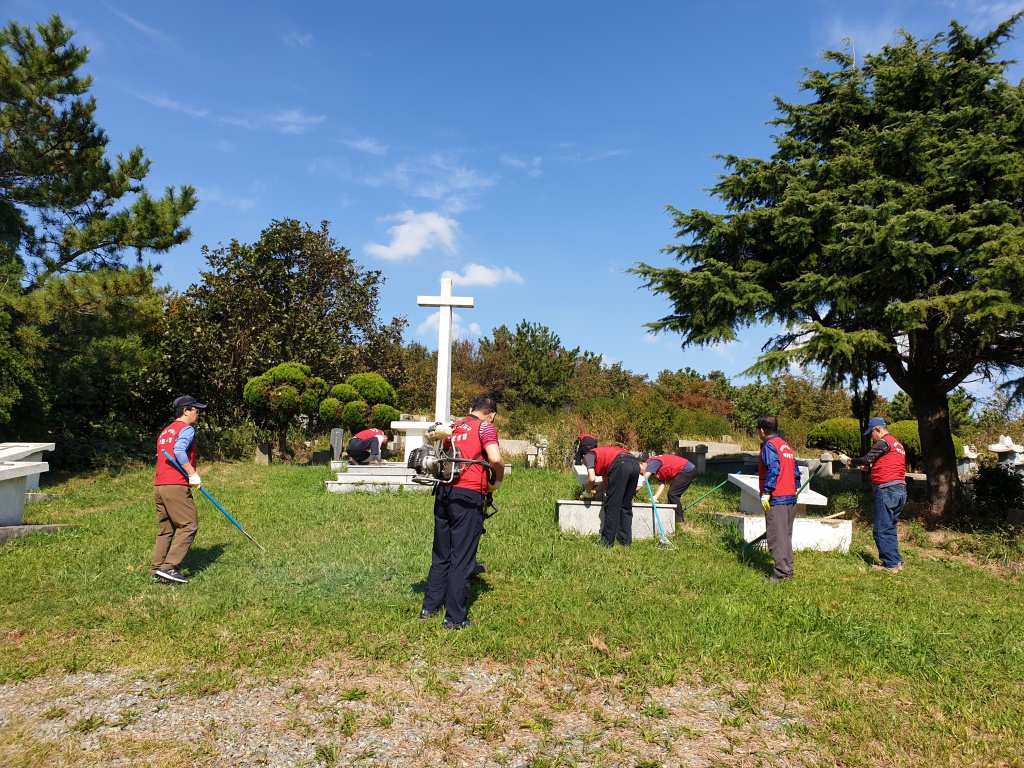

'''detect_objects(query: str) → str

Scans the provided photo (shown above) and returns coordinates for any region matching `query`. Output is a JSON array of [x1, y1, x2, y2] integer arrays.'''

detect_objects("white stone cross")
[[417, 277, 474, 423]]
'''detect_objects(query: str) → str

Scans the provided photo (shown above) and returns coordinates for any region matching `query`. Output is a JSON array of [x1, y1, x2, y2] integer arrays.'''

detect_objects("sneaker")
[[155, 567, 189, 584], [419, 608, 438, 621], [872, 563, 904, 573], [442, 619, 474, 631]]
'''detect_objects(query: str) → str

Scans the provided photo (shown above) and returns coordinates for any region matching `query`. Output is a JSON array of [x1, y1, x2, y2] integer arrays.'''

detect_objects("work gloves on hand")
[[760, 493, 771, 511], [837, 452, 851, 466], [188, 473, 202, 489], [579, 490, 595, 500]]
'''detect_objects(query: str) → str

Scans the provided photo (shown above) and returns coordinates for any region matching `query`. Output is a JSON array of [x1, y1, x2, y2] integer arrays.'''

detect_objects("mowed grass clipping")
[[2, 462, 1023, 766]]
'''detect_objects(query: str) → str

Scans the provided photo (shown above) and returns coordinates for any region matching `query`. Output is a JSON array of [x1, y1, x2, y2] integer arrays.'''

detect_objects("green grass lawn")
[[2, 462, 1022, 766]]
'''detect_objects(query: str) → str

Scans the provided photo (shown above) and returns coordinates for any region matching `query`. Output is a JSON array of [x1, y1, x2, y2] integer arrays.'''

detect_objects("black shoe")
[[419, 608, 438, 621], [442, 619, 474, 631], [155, 567, 189, 584]]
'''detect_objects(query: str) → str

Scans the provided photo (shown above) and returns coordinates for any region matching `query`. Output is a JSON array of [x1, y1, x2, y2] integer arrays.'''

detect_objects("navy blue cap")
[[173, 395, 207, 410], [863, 417, 886, 436]]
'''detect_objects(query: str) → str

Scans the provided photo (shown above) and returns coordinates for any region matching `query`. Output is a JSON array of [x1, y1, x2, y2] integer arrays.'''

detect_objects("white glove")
[[838, 453, 851, 466], [188, 473, 202, 488], [760, 493, 771, 511], [580, 490, 595, 500]]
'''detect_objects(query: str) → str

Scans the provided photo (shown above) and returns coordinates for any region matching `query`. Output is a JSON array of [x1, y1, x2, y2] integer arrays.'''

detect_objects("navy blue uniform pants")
[[667, 465, 698, 522], [601, 454, 641, 546], [422, 485, 485, 623]]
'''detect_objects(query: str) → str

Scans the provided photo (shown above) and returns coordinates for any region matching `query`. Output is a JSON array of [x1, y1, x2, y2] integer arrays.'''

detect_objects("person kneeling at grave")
[[346, 428, 393, 465], [580, 445, 641, 547], [637, 453, 698, 524]]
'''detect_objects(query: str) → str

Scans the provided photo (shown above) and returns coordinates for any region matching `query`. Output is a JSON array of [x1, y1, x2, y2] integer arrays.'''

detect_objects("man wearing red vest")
[[346, 427, 393, 465], [421, 396, 504, 630], [842, 417, 907, 573], [637, 454, 697, 523], [152, 395, 207, 584], [580, 445, 641, 547], [757, 415, 802, 582]]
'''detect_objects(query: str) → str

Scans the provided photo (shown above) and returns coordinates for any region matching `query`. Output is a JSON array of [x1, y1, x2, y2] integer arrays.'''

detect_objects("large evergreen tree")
[[633, 17, 1024, 518], [0, 15, 196, 284], [0, 14, 195, 449], [167, 219, 406, 421]]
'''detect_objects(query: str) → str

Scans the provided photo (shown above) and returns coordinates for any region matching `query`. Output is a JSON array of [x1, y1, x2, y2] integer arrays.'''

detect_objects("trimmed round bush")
[[242, 375, 273, 412], [269, 384, 299, 413], [370, 403, 401, 430], [346, 373, 397, 407], [319, 397, 344, 427], [330, 383, 361, 403], [806, 418, 861, 455], [342, 400, 369, 433]]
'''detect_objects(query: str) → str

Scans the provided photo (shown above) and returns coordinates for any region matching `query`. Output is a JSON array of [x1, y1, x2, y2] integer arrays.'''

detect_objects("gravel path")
[[1, 658, 821, 767]]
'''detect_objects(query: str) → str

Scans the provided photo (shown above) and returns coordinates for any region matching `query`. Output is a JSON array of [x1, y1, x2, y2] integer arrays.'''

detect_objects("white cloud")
[[500, 154, 543, 178], [366, 153, 496, 213], [416, 310, 482, 341], [219, 109, 325, 135], [196, 186, 256, 212], [342, 137, 388, 156], [441, 263, 523, 287], [104, 3, 175, 46], [365, 210, 458, 261], [283, 31, 313, 48], [135, 92, 208, 118]]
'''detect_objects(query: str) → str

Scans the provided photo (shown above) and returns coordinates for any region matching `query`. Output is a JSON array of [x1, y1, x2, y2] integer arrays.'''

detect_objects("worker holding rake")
[[637, 454, 697, 524], [152, 395, 206, 584]]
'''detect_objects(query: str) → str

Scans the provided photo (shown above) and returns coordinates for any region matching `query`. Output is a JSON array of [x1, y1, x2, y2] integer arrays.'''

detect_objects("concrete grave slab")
[[715, 512, 852, 553], [0, 442, 54, 491], [556, 498, 675, 540], [727, 471, 828, 516]]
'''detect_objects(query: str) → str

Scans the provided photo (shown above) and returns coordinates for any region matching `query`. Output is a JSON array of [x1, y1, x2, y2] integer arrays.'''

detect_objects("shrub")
[[319, 397, 345, 427], [329, 383, 361, 403], [806, 418, 861, 455], [345, 373, 397, 407], [243, 362, 329, 456], [888, 420, 965, 468], [971, 461, 1024, 513], [674, 409, 733, 439], [342, 400, 369, 433], [370, 404, 401, 430]]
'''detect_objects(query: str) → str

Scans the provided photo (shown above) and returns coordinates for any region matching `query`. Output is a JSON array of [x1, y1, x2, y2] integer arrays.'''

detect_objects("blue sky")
[[6, 0, 1024, 396]]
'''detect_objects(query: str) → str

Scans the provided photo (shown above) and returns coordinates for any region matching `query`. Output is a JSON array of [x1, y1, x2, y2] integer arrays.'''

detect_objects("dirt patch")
[[0, 657, 823, 767]]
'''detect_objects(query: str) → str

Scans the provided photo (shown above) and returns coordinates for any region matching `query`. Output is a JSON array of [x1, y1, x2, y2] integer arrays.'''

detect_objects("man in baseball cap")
[[152, 395, 207, 583]]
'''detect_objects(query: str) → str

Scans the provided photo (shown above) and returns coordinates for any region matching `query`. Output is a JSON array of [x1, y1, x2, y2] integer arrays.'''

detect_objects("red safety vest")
[[354, 428, 385, 442], [649, 454, 692, 482], [759, 435, 797, 497], [591, 446, 629, 477], [447, 415, 491, 493], [870, 434, 907, 485], [155, 421, 196, 486]]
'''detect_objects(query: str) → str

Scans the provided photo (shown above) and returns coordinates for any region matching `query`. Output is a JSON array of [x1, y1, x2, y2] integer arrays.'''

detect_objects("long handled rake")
[[643, 476, 675, 551], [680, 470, 742, 514], [161, 450, 266, 556], [742, 463, 828, 555]]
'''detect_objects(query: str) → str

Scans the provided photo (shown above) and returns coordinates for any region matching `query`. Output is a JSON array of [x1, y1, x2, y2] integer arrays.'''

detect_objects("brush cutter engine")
[[408, 421, 494, 487]]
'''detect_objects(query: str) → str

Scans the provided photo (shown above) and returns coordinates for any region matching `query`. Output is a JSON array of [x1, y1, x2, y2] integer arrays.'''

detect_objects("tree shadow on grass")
[[183, 543, 225, 576]]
